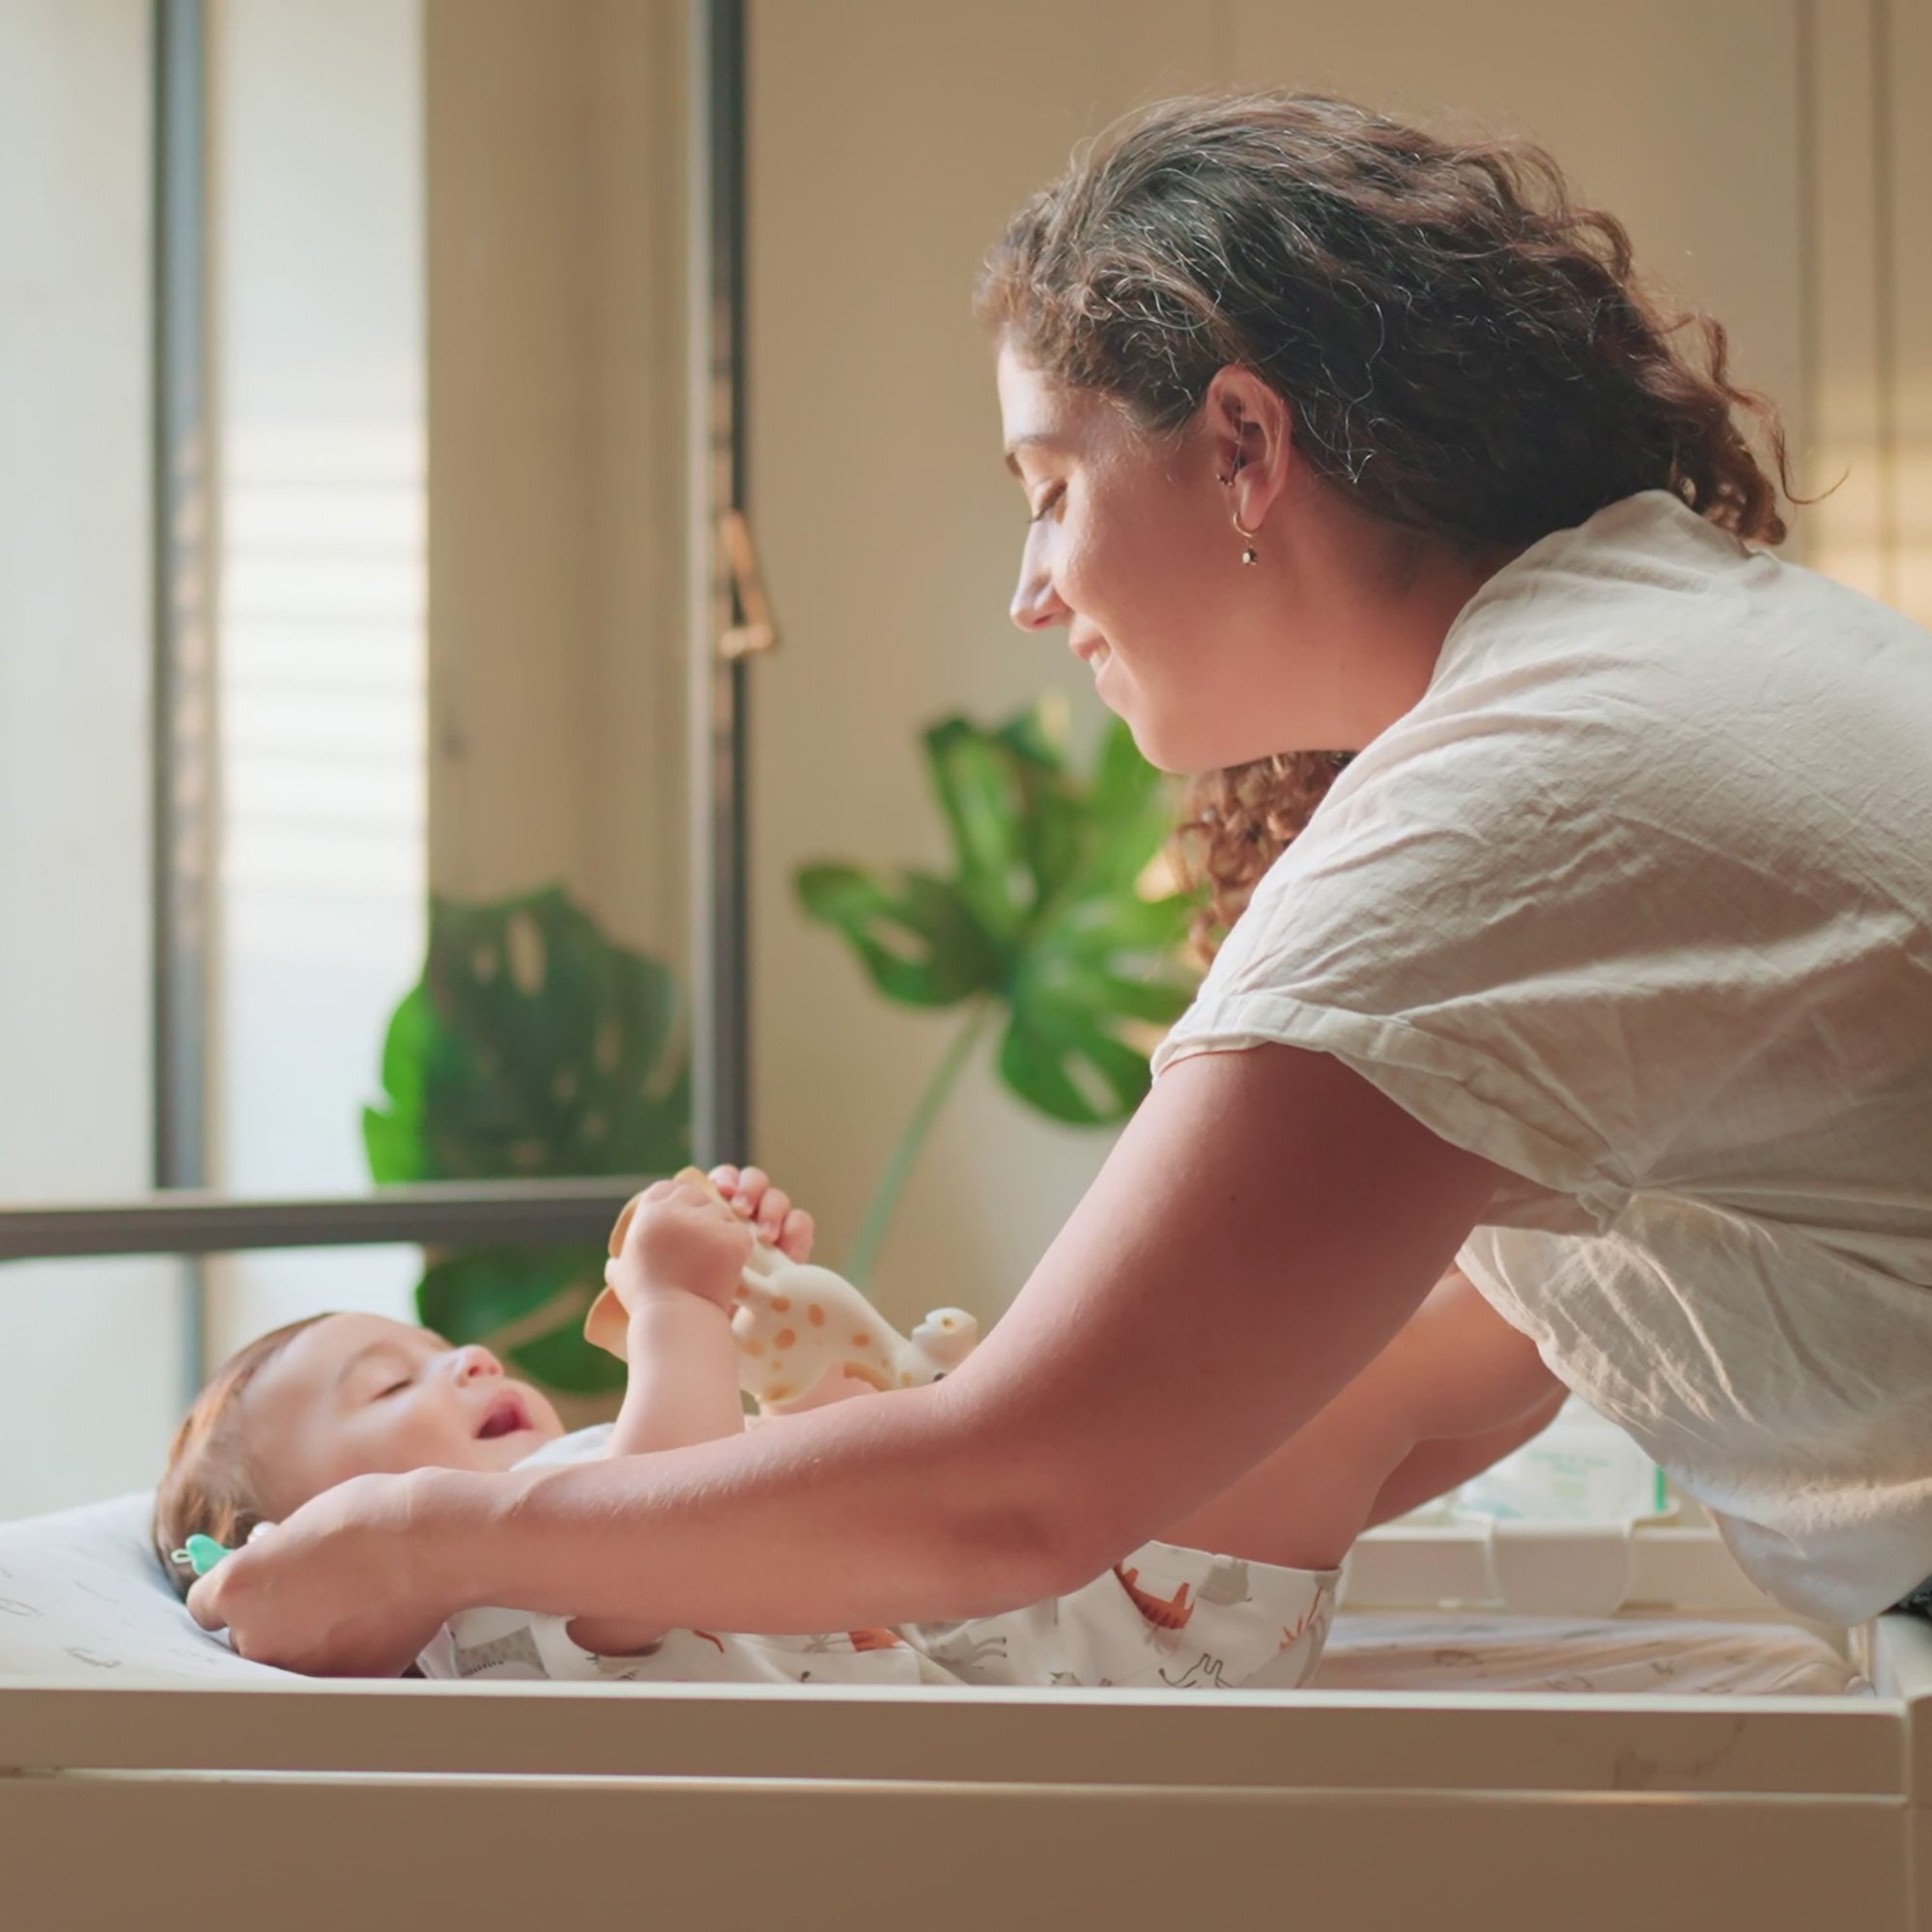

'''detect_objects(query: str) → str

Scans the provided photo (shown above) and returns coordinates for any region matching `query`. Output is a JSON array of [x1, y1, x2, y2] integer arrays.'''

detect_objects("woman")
[[192, 91, 1932, 1673]]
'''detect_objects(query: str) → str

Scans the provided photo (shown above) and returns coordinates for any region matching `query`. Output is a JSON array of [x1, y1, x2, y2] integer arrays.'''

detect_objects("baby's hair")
[[152, 1313, 336, 1599]]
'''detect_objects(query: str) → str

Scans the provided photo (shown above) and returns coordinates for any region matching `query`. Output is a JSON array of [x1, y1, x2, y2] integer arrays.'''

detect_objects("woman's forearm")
[[425, 1381, 1062, 1636]]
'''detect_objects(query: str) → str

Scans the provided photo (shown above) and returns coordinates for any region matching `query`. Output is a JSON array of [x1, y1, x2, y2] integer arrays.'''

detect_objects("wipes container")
[[1454, 1394, 1671, 1523], [1450, 1396, 1674, 1615]]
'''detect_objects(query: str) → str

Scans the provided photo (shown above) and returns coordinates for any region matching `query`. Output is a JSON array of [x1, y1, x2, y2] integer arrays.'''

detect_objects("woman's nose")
[[1010, 536, 1070, 633], [450, 1345, 502, 1385]]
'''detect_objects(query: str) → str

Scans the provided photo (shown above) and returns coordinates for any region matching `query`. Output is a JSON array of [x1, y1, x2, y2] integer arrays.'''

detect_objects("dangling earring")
[[1218, 469, 1260, 565]]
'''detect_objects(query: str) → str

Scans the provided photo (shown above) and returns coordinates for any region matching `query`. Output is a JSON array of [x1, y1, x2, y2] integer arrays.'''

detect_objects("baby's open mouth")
[[476, 1391, 530, 1440]]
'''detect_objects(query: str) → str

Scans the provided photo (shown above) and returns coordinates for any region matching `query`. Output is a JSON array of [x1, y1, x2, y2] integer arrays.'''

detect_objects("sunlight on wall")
[[205, 0, 428, 1360]]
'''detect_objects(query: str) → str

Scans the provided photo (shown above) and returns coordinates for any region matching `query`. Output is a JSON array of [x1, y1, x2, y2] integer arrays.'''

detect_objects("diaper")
[[420, 1540, 1339, 1692]]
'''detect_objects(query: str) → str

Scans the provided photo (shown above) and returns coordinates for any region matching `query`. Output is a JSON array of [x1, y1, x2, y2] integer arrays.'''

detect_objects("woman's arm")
[[1362, 1380, 1568, 1528], [191, 1042, 1513, 1672], [1151, 1264, 1564, 1569]]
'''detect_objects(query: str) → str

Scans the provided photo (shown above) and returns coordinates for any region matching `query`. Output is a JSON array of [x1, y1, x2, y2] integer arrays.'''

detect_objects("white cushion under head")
[[0, 1492, 288, 1683]]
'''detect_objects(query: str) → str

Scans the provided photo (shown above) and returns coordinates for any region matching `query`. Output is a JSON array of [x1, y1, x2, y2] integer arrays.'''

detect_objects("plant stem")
[[845, 1001, 998, 1288]]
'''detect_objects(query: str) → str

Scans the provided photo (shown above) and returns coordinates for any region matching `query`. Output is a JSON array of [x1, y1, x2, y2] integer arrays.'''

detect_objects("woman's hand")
[[185, 1468, 458, 1678]]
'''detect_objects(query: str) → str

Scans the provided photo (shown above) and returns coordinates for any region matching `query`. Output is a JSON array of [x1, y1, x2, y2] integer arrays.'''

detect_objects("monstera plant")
[[363, 886, 691, 1396], [798, 699, 1202, 1285]]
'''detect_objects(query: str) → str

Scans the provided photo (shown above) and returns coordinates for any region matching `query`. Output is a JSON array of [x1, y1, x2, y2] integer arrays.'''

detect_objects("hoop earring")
[[1219, 462, 1260, 564]]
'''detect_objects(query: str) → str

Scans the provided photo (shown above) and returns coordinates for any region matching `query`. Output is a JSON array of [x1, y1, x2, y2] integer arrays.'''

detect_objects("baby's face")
[[242, 1313, 566, 1520]]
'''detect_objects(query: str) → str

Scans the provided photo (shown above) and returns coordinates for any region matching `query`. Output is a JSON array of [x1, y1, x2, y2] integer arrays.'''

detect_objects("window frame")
[[0, 0, 752, 1359]]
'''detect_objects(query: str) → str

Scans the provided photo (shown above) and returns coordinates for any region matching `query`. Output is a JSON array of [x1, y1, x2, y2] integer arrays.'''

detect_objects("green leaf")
[[795, 865, 1004, 1008], [997, 1009, 1153, 1124], [416, 1245, 625, 1397], [506, 1320, 630, 1397], [372, 887, 693, 1185], [360, 1104, 424, 1186], [364, 886, 692, 1403], [797, 697, 1207, 1266], [417, 1248, 579, 1343]]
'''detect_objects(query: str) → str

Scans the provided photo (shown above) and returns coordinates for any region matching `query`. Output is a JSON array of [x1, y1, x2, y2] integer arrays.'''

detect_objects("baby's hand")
[[611, 1177, 754, 1314], [709, 1164, 815, 1263]]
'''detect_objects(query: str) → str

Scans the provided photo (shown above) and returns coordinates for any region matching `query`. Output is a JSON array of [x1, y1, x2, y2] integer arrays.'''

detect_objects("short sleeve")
[[1154, 713, 1690, 1238]]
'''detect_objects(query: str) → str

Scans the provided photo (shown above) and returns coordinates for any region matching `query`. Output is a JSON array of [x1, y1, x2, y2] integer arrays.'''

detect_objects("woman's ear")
[[1204, 365, 1294, 526]]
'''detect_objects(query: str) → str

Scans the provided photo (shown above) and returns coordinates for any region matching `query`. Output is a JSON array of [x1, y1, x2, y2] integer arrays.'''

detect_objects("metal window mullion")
[[153, 0, 214, 1391], [688, 0, 752, 1168]]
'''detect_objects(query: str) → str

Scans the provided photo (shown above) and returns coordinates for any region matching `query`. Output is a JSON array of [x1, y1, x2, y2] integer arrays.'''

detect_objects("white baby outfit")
[[418, 1426, 1338, 1690], [1153, 489, 1932, 1626]]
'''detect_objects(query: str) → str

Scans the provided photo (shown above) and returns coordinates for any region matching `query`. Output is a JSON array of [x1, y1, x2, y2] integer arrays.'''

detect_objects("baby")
[[155, 1168, 1342, 1690]]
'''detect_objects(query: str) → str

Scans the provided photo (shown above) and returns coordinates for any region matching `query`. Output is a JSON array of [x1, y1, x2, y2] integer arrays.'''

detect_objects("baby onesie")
[[417, 1426, 1338, 1691]]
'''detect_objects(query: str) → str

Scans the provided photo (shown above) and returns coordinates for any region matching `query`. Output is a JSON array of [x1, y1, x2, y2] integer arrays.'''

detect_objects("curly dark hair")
[[975, 89, 1804, 959]]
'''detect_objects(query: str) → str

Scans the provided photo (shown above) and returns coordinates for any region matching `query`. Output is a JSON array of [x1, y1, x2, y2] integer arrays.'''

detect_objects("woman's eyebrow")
[[1003, 431, 1067, 477]]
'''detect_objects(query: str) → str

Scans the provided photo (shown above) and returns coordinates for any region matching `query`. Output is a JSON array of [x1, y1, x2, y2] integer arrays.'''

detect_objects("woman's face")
[[242, 1313, 565, 1520], [999, 342, 1287, 773]]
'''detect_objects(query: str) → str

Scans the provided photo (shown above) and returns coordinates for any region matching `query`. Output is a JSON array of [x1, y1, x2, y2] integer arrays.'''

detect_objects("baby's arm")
[[602, 1166, 815, 1454], [565, 1170, 810, 1656]]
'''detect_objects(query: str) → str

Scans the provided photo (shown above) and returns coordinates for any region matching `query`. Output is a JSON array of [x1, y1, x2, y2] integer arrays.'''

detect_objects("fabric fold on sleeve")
[[1152, 988, 1635, 1236]]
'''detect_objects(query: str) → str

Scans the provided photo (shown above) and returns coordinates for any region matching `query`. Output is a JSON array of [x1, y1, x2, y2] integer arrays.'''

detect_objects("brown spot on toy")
[[773, 1328, 797, 1351], [808, 1304, 825, 1327], [852, 1332, 870, 1349], [742, 1339, 765, 1357], [770, 1294, 791, 1313]]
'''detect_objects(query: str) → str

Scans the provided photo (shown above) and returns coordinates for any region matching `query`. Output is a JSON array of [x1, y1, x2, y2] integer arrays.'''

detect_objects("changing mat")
[[1314, 1611, 1871, 1695], [0, 1492, 283, 1683], [0, 1493, 1875, 1695]]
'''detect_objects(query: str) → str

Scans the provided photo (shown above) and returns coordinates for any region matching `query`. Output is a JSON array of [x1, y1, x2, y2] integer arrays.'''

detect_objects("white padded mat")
[[1315, 1611, 1871, 1695], [0, 1492, 283, 1683], [0, 1493, 1874, 1694]]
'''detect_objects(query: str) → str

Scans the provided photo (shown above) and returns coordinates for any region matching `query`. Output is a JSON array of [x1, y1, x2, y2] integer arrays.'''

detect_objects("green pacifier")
[[172, 1533, 234, 1577]]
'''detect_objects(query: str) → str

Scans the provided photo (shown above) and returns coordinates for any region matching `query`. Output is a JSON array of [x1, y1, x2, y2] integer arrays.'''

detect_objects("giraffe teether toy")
[[584, 1168, 979, 1413]]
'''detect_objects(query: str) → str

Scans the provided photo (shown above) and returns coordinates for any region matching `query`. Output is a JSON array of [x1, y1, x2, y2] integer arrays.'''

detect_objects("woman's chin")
[[1106, 701, 1196, 778]]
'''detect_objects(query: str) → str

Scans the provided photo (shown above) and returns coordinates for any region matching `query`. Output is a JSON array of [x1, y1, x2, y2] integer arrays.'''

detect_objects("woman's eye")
[[1029, 484, 1065, 524], [375, 1378, 412, 1400]]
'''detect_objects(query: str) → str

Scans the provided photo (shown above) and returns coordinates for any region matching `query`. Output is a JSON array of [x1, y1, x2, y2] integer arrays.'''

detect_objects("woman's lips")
[[1071, 637, 1110, 667], [476, 1390, 530, 1440]]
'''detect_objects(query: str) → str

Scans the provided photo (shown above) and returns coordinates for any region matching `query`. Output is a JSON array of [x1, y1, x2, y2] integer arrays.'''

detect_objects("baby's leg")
[[1155, 1265, 1564, 1572]]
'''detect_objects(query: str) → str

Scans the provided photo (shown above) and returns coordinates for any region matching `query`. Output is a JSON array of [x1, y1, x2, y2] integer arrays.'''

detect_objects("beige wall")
[[745, 0, 1930, 1329], [423, 0, 690, 972]]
